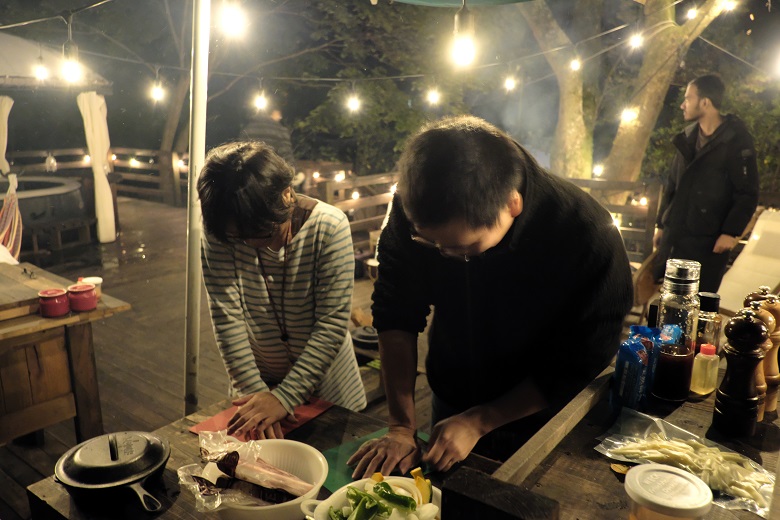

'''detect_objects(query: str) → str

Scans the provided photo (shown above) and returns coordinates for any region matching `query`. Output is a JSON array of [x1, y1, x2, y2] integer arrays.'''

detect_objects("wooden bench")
[[27, 217, 96, 257]]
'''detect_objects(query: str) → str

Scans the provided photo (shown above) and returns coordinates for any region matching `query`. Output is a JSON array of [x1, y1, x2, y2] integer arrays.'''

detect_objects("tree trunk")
[[158, 71, 190, 206], [517, 2, 591, 179], [603, 0, 724, 182]]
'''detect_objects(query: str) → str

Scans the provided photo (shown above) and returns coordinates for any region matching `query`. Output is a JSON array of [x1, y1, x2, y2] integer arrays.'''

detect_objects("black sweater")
[[372, 164, 633, 412]]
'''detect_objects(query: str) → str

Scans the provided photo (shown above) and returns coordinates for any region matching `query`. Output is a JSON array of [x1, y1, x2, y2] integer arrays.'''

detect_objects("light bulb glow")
[[151, 84, 165, 102], [351, 190, 360, 200], [721, 0, 737, 10], [111, 154, 117, 161], [177, 159, 186, 169], [504, 76, 517, 91], [347, 95, 361, 112], [621, 107, 639, 123], [129, 158, 140, 167], [34, 63, 49, 81], [61, 59, 82, 83], [687, 8, 698, 19], [592, 164, 604, 177], [390, 183, 397, 194], [426, 89, 441, 105], [570, 58, 582, 71], [334, 171, 346, 183], [312, 171, 320, 179], [254, 92, 268, 110], [219, 3, 247, 38], [83, 155, 91, 163], [451, 35, 476, 67], [639, 196, 648, 206], [629, 34, 643, 49]]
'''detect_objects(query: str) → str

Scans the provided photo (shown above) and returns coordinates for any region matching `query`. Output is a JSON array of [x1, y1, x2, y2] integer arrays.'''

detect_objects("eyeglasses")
[[410, 233, 472, 262]]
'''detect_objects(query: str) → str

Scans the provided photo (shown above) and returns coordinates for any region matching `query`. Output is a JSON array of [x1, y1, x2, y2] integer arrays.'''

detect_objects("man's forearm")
[[463, 377, 549, 436], [378, 330, 419, 430]]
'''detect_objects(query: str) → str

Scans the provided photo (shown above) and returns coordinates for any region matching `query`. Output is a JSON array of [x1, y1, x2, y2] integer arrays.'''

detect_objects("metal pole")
[[184, 0, 210, 415]]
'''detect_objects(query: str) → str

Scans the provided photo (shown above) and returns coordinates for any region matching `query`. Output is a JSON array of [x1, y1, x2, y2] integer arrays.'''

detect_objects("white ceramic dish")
[[216, 439, 328, 520], [301, 477, 442, 520]]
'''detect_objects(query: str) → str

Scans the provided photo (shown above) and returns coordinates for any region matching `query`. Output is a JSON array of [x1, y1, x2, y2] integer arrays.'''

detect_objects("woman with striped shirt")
[[198, 141, 366, 440]]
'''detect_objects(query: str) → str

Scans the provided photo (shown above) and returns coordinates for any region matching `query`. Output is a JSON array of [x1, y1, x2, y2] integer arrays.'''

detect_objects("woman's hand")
[[228, 391, 290, 440], [347, 426, 421, 478], [422, 413, 483, 472]]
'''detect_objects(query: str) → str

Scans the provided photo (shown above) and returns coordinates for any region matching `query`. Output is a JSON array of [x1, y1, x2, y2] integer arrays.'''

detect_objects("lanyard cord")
[[257, 226, 291, 345]]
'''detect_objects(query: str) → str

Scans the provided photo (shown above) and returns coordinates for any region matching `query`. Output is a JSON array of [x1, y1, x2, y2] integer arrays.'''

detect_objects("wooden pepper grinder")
[[749, 301, 774, 421], [762, 294, 780, 415], [713, 308, 768, 437], [744, 285, 772, 307]]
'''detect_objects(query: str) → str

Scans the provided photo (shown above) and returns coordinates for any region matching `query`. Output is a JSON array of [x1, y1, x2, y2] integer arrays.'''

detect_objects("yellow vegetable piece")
[[410, 467, 432, 503], [370, 472, 384, 483]]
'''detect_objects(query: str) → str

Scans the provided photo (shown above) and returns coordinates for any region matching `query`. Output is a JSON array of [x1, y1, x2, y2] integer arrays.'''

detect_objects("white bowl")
[[301, 477, 442, 520], [217, 439, 328, 520]]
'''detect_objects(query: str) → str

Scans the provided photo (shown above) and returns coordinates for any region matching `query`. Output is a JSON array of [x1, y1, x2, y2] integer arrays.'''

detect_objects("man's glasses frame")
[[410, 233, 472, 262]]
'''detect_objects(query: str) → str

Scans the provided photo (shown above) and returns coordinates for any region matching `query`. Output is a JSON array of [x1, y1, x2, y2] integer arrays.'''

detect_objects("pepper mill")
[[762, 295, 780, 414], [713, 308, 768, 437], [749, 301, 774, 421], [744, 285, 772, 307]]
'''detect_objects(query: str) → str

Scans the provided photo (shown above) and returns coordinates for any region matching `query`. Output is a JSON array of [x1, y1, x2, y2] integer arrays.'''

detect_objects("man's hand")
[[228, 391, 289, 440], [653, 228, 663, 250], [422, 413, 483, 472], [713, 234, 739, 254], [347, 426, 421, 478]]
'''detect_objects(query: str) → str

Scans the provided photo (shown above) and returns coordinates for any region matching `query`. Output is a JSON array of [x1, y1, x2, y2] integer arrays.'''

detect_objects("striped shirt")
[[201, 200, 366, 414]]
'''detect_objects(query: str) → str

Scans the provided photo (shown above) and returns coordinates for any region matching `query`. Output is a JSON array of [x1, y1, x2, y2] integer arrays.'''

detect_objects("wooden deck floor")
[[0, 197, 428, 520]]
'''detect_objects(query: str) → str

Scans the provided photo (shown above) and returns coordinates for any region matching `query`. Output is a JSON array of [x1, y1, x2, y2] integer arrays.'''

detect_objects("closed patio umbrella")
[[0, 96, 21, 260], [77, 91, 116, 243]]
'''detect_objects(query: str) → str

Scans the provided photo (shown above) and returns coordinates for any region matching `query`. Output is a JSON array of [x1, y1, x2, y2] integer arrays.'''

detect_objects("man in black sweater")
[[653, 74, 759, 293], [348, 116, 633, 476]]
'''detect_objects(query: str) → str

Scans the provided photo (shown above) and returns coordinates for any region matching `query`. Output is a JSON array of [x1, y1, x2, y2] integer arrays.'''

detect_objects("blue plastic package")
[[613, 326, 661, 410]]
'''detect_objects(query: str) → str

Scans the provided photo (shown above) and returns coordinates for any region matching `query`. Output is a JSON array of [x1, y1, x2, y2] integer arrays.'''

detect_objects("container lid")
[[699, 292, 720, 313], [664, 259, 701, 282], [67, 283, 96, 293], [700, 344, 717, 356], [625, 464, 712, 517], [38, 288, 67, 297]]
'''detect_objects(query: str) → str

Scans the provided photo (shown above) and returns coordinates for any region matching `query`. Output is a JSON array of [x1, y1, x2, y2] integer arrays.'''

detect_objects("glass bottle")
[[690, 344, 719, 396], [651, 259, 700, 402], [696, 292, 722, 354]]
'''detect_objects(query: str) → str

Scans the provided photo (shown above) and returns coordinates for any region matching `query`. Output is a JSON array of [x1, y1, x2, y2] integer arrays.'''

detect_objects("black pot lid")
[[55, 431, 170, 489]]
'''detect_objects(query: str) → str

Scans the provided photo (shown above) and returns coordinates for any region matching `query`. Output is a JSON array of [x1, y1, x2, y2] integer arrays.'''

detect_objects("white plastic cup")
[[79, 276, 103, 299]]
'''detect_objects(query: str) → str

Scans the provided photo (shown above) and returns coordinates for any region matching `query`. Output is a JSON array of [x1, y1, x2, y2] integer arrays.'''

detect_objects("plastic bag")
[[595, 408, 774, 518]]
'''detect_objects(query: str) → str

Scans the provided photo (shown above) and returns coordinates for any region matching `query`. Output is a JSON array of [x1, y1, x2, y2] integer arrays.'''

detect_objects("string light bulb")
[[570, 58, 582, 71], [312, 171, 320, 179], [351, 190, 360, 200], [334, 171, 346, 182], [629, 34, 643, 49], [61, 28, 82, 83], [426, 88, 441, 105], [34, 56, 49, 81], [621, 107, 639, 123], [346, 93, 361, 112], [219, 3, 247, 38], [592, 164, 604, 177], [687, 8, 698, 19], [254, 90, 268, 110], [721, 0, 737, 10], [150, 82, 165, 102], [451, 0, 476, 67], [504, 76, 517, 91]]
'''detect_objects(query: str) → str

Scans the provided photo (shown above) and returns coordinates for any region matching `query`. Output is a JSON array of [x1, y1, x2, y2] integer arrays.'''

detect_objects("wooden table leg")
[[65, 323, 104, 441]]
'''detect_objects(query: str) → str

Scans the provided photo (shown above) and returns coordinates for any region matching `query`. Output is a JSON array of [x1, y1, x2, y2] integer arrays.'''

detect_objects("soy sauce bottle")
[[651, 259, 700, 402]]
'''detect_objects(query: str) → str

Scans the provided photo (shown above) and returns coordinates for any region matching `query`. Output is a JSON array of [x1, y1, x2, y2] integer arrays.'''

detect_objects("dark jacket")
[[657, 115, 759, 241], [372, 162, 633, 412]]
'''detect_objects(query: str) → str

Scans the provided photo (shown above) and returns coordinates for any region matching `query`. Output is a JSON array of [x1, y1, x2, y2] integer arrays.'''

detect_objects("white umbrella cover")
[[77, 91, 116, 243], [0, 96, 12, 174]]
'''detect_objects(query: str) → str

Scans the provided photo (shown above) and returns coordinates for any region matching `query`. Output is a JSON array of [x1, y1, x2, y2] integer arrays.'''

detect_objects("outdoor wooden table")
[[494, 367, 780, 519], [27, 400, 502, 520], [0, 262, 130, 445]]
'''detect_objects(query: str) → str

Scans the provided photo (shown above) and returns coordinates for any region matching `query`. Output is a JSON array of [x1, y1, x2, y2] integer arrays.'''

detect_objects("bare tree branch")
[[163, 0, 183, 64], [74, 22, 157, 75]]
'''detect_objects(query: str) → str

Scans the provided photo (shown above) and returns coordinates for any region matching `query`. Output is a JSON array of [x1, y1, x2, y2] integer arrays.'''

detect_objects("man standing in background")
[[653, 74, 759, 293]]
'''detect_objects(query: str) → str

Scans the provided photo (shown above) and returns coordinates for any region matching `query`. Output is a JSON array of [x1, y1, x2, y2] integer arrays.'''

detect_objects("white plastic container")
[[624, 464, 712, 520], [690, 343, 719, 396]]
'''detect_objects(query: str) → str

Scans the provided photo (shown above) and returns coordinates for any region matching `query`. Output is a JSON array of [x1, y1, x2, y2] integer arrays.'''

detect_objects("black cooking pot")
[[352, 326, 379, 350], [54, 431, 170, 513]]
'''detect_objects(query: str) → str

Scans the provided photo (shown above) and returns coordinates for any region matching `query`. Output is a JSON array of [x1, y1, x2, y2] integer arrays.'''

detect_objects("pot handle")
[[128, 481, 163, 512], [300, 498, 321, 516]]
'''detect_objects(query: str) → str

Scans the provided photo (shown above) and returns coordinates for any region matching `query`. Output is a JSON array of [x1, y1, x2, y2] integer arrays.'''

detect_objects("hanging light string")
[[0, 0, 771, 106]]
